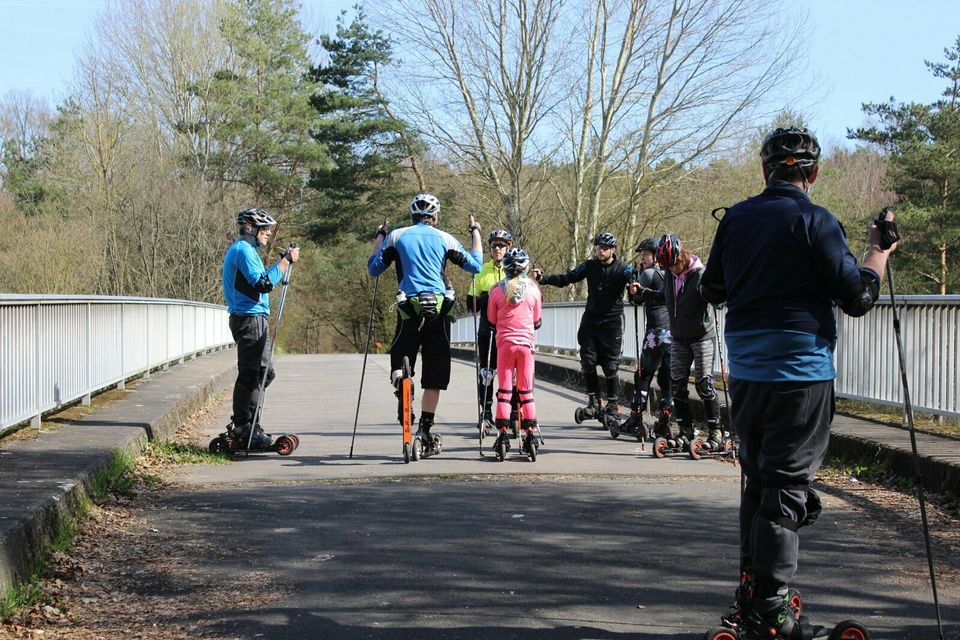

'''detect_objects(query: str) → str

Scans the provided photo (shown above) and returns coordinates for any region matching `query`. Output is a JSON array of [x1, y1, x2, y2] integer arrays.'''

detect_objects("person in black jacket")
[[698, 127, 898, 639], [531, 232, 635, 421], [626, 237, 672, 431], [637, 234, 722, 447]]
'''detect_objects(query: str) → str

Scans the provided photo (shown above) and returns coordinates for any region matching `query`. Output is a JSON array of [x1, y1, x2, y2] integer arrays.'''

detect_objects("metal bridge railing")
[[0, 295, 233, 433], [452, 296, 960, 419]]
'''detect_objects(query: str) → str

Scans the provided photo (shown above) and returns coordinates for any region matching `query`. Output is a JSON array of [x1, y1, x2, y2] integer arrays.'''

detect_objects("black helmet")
[[655, 234, 681, 268], [593, 232, 617, 247], [410, 193, 440, 222], [502, 247, 530, 276], [635, 237, 658, 254], [488, 229, 513, 245], [237, 208, 277, 228], [760, 127, 821, 170]]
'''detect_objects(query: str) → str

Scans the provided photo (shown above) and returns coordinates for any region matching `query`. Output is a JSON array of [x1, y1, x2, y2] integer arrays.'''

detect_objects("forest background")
[[1, 0, 958, 353]]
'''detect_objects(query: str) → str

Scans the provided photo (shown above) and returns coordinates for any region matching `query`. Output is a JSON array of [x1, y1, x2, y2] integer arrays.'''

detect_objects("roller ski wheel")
[[208, 436, 228, 454], [494, 431, 510, 462], [402, 442, 412, 464], [412, 438, 422, 462], [522, 433, 538, 462], [574, 407, 585, 424], [788, 589, 803, 619], [652, 437, 669, 458], [274, 435, 297, 456], [608, 419, 620, 439], [829, 621, 869, 640], [704, 629, 738, 640], [689, 438, 704, 460]]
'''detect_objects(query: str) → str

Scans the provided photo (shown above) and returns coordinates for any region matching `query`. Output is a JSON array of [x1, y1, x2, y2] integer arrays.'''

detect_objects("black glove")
[[282, 243, 299, 263], [874, 209, 900, 251]]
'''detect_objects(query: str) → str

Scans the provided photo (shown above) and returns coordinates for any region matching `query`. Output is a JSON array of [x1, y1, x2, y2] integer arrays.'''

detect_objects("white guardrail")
[[0, 295, 233, 432], [452, 296, 960, 419]]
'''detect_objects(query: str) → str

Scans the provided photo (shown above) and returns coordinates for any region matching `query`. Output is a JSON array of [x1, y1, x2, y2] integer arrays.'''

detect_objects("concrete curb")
[[0, 349, 236, 593]]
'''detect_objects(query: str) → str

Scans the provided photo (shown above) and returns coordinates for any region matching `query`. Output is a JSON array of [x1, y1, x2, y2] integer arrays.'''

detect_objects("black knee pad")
[[671, 378, 689, 400], [695, 376, 717, 400], [580, 360, 598, 375]]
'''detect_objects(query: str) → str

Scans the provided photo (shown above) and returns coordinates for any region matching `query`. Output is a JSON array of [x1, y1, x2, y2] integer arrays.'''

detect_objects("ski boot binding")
[[493, 419, 512, 462], [519, 419, 544, 462], [573, 394, 604, 427], [651, 424, 695, 458], [611, 404, 649, 442], [412, 417, 443, 461]]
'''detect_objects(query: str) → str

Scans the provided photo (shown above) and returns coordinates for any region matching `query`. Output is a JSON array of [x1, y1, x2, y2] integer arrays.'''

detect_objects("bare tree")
[[374, 0, 569, 246], [377, 0, 808, 264], [0, 90, 52, 165]]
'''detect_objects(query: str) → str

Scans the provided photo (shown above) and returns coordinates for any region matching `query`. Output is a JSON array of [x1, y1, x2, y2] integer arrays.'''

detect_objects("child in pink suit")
[[486, 248, 542, 451]]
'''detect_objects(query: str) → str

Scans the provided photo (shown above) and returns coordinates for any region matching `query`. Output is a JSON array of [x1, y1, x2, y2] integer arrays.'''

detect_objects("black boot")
[[493, 418, 511, 453]]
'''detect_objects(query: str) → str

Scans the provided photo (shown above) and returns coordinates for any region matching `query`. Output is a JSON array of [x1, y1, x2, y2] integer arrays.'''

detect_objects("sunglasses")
[[490, 242, 509, 249]]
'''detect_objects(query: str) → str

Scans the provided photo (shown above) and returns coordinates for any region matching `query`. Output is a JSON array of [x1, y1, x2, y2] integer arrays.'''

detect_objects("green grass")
[[145, 440, 231, 465]]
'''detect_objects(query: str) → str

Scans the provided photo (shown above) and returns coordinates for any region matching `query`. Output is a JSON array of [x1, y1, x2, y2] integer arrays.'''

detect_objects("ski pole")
[[349, 220, 388, 459], [876, 211, 943, 639], [247, 245, 297, 454], [632, 301, 645, 450]]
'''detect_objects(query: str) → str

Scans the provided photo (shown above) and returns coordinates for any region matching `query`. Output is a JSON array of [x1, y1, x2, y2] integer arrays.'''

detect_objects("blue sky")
[[0, 0, 957, 149]]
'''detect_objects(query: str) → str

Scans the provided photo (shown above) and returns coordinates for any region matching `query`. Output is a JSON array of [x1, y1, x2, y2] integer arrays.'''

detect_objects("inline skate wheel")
[[402, 442, 411, 464], [788, 588, 802, 619], [574, 408, 584, 424], [208, 437, 227, 454], [412, 438, 423, 462], [704, 628, 738, 640], [652, 437, 668, 459], [688, 438, 703, 460], [608, 421, 620, 439], [276, 435, 296, 456], [527, 436, 538, 462], [829, 621, 869, 640], [496, 438, 508, 462]]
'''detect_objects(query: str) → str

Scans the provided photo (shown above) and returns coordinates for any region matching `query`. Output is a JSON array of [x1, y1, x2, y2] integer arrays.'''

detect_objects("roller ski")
[[492, 419, 513, 462], [706, 582, 868, 640], [397, 357, 416, 463], [689, 423, 736, 460], [476, 367, 497, 435], [573, 394, 606, 428], [209, 423, 299, 456], [412, 415, 443, 461], [609, 405, 649, 443], [519, 419, 544, 462]]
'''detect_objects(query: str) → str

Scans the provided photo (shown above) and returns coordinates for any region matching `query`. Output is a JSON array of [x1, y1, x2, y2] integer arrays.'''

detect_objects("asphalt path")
[[159, 354, 958, 639]]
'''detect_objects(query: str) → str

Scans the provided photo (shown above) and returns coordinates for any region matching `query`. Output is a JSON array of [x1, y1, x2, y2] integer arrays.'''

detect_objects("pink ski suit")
[[486, 276, 542, 421]]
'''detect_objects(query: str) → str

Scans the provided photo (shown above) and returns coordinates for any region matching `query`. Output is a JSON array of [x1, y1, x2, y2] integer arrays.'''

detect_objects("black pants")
[[578, 317, 623, 397], [229, 314, 275, 428], [632, 329, 672, 411], [389, 312, 452, 390], [477, 317, 497, 409], [731, 378, 834, 593]]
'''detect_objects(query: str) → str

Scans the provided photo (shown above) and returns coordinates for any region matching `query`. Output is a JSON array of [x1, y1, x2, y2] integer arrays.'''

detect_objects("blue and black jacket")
[[699, 181, 880, 382], [368, 222, 483, 296], [222, 237, 284, 316]]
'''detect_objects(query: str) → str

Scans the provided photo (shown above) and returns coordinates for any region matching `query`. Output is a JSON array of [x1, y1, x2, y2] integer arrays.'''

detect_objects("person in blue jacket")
[[222, 208, 299, 449], [699, 127, 898, 638], [368, 193, 483, 443]]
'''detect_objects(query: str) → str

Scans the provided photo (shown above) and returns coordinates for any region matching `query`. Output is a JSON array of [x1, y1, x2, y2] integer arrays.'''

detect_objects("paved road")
[[161, 354, 957, 639]]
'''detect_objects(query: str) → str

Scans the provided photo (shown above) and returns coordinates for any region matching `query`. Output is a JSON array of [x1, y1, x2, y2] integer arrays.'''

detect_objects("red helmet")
[[655, 234, 681, 268]]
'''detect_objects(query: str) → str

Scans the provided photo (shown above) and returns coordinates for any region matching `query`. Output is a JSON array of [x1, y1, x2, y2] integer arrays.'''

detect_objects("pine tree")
[[200, 0, 329, 227], [850, 36, 960, 294], [307, 8, 419, 241]]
